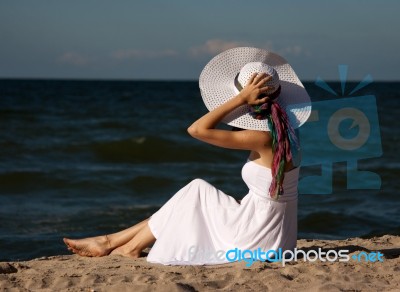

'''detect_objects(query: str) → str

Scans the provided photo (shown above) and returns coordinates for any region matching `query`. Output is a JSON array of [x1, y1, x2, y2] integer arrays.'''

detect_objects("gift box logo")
[[297, 65, 382, 194]]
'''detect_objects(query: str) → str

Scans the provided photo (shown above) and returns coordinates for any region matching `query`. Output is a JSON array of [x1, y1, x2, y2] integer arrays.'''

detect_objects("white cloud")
[[189, 39, 310, 59], [189, 39, 252, 56], [279, 45, 310, 57], [58, 52, 90, 66], [111, 49, 178, 60]]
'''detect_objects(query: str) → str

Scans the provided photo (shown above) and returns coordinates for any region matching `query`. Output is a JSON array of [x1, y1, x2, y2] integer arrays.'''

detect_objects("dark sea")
[[0, 79, 399, 261]]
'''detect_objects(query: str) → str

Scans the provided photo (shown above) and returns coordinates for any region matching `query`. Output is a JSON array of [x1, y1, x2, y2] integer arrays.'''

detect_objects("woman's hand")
[[237, 72, 273, 106], [187, 71, 273, 151]]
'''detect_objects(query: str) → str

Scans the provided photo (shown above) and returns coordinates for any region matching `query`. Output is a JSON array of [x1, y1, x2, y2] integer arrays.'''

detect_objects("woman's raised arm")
[[187, 72, 273, 151]]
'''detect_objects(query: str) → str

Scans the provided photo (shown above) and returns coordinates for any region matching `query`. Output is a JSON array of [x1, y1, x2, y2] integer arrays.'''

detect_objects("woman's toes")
[[63, 238, 71, 246]]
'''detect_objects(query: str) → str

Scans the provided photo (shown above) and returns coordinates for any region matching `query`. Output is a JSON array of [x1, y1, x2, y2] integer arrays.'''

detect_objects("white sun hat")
[[199, 47, 312, 131]]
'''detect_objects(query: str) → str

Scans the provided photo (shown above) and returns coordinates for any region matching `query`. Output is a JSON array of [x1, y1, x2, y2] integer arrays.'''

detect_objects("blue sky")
[[0, 0, 399, 80]]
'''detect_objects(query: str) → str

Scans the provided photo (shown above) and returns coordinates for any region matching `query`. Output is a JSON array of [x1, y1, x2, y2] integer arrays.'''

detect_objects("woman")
[[63, 47, 311, 265]]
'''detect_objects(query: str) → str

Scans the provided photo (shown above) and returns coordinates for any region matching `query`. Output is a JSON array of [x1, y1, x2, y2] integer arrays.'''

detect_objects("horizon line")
[[1, 77, 399, 83]]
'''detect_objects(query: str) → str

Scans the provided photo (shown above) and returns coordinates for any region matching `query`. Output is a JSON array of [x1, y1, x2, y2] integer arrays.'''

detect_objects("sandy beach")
[[0, 234, 399, 291]]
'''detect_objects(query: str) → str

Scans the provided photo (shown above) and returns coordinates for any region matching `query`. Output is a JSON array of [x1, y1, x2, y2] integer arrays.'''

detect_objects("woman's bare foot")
[[63, 235, 112, 257], [109, 245, 141, 259]]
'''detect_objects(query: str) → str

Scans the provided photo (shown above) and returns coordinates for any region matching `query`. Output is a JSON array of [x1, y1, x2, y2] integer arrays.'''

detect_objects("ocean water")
[[0, 79, 399, 261]]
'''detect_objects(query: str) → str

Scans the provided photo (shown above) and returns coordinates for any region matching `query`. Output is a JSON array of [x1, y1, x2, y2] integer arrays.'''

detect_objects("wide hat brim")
[[199, 47, 312, 131]]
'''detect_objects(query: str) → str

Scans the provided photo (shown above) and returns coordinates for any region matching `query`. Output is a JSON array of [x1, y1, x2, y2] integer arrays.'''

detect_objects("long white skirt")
[[146, 178, 297, 265]]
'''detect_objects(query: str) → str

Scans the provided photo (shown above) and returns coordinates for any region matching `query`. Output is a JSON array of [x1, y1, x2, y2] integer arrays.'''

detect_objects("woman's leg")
[[63, 218, 151, 257], [107, 218, 151, 249], [110, 221, 156, 258]]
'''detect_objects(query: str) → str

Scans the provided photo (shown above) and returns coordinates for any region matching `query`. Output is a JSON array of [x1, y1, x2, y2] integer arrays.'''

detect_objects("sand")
[[1, 235, 399, 292]]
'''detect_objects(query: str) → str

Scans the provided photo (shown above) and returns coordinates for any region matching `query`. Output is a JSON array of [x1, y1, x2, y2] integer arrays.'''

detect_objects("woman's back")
[[242, 158, 299, 202]]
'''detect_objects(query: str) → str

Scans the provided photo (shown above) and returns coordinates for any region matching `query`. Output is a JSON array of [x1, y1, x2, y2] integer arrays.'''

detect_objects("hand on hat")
[[237, 73, 273, 106]]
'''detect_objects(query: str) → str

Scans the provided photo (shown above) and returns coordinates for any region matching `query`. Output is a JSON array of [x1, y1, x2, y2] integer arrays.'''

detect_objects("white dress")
[[146, 158, 299, 265]]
